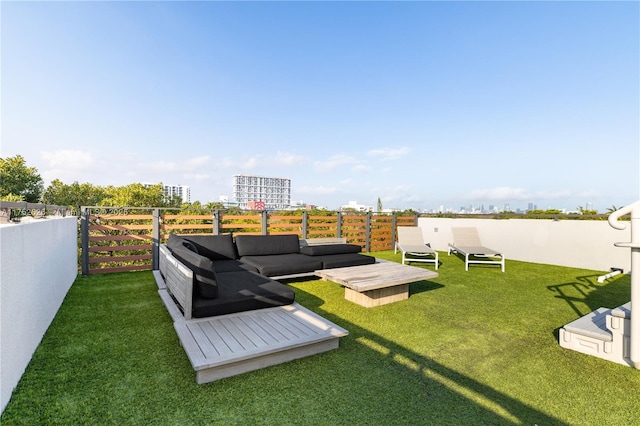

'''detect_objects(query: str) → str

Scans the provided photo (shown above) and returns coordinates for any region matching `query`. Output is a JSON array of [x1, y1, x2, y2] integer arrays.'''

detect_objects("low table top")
[[315, 261, 438, 292]]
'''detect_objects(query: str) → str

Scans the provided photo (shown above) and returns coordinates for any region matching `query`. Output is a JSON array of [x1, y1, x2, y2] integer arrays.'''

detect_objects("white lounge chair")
[[448, 227, 505, 272], [394, 226, 438, 269]]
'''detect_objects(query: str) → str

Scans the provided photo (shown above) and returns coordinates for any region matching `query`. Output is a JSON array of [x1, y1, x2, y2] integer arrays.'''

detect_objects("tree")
[[0, 155, 44, 202], [42, 179, 107, 211], [377, 197, 383, 213], [100, 183, 169, 207]]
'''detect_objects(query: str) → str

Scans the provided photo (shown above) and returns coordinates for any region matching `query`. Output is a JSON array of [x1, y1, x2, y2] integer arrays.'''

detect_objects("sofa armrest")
[[160, 244, 194, 320]]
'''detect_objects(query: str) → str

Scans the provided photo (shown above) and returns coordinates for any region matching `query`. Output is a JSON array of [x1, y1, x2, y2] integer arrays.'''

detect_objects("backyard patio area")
[[2, 250, 638, 425]]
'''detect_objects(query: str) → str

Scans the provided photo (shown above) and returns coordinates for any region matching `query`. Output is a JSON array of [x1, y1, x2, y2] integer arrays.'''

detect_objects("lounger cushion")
[[192, 271, 295, 318], [300, 243, 362, 256], [166, 235, 219, 299], [240, 253, 323, 277], [235, 235, 300, 256], [184, 234, 237, 260]]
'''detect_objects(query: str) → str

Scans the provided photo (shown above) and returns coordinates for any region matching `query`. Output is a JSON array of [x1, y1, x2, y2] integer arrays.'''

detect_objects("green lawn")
[[2, 251, 639, 425]]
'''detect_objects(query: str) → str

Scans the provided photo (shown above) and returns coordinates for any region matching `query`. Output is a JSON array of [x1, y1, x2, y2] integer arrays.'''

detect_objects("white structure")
[[163, 184, 190, 203], [1, 217, 78, 414], [340, 201, 372, 212], [143, 183, 191, 203], [232, 175, 291, 210], [559, 200, 639, 368]]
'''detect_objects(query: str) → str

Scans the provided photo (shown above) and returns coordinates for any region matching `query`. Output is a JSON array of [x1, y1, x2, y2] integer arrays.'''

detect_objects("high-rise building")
[[232, 175, 291, 210]]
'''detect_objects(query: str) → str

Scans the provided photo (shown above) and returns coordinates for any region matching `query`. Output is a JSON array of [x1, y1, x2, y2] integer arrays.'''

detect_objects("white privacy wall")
[[0, 217, 78, 414], [416, 217, 631, 272]]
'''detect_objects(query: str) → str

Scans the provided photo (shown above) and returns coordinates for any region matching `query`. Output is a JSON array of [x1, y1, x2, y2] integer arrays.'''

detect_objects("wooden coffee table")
[[315, 262, 438, 307]]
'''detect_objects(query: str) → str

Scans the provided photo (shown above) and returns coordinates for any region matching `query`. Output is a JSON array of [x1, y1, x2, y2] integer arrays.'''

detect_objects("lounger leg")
[[434, 252, 439, 270], [465, 254, 469, 271]]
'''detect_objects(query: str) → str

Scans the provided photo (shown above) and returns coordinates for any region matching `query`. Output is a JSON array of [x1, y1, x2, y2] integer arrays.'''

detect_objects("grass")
[[2, 251, 639, 425]]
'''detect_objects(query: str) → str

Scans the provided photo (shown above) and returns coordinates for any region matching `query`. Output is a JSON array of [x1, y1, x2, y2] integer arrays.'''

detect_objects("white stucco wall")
[[0, 217, 78, 414], [416, 217, 631, 272]]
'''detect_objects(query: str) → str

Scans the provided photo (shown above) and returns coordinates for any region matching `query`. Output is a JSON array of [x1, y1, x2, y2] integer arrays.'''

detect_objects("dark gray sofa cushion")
[[316, 253, 376, 269], [212, 259, 254, 273], [235, 234, 300, 257], [240, 253, 323, 277], [166, 236, 219, 299], [184, 234, 237, 260], [300, 243, 362, 256], [192, 271, 295, 318]]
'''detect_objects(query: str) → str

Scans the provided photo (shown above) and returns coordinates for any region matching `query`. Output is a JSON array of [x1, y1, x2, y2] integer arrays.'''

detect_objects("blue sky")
[[2, 1, 639, 212]]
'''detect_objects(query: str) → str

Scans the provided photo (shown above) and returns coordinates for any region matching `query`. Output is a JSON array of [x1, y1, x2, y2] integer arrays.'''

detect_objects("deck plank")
[[171, 302, 348, 382]]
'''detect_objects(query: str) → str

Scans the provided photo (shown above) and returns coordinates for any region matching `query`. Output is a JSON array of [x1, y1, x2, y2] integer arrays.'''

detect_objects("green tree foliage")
[[100, 183, 174, 207], [43, 179, 107, 211], [377, 197, 383, 212], [0, 155, 44, 202]]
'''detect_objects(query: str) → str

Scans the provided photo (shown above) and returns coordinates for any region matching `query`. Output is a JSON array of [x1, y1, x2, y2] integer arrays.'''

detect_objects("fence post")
[[337, 211, 342, 238], [81, 207, 90, 276], [365, 211, 371, 252], [262, 210, 268, 235], [302, 210, 308, 239], [392, 212, 398, 250], [152, 208, 160, 270], [213, 209, 220, 235]]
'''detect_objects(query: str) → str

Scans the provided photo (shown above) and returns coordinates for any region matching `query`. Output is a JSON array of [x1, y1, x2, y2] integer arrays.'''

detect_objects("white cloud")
[[143, 155, 211, 173], [40, 149, 95, 170], [184, 173, 210, 181], [367, 147, 410, 161], [352, 164, 370, 173], [274, 151, 308, 166], [313, 154, 360, 172]]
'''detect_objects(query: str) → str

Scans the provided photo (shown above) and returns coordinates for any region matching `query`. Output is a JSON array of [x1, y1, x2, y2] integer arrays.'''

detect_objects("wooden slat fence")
[[81, 206, 417, 275]]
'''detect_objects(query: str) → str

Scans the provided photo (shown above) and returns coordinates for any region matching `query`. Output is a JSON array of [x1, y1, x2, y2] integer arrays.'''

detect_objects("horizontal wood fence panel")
[[81, 206, 418, 275], [90, 214, 152, 220], [89, 264, 151, 274], [267, 231, 303, 236], [163, 214, 212, 220], [89, 224, 152, 231], [89, 254, 153, 263], [90, 235, 153, 242], [222, 215, 261, 220], [220, 223, 262, 229], [268, 215, 303, 221], [162, 224, 213, 230], [88, 244, 153, 252]]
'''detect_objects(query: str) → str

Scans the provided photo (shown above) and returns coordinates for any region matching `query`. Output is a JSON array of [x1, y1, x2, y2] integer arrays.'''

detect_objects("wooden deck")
[[154, 270, 349, 384]]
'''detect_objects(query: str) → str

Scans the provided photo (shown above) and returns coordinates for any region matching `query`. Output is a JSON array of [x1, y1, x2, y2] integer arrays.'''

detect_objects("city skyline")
[[3, 2, 638, 213]]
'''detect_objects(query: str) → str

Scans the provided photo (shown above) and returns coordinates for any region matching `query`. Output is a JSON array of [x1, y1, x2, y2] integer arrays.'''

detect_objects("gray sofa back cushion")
[[235, 234, 300, 257], [184, 234, 237, 260]]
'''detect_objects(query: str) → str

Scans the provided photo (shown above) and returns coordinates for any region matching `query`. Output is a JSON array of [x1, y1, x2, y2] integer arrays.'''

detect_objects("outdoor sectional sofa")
[[162, 233, 375, 319], [155, 233, 375, 384]]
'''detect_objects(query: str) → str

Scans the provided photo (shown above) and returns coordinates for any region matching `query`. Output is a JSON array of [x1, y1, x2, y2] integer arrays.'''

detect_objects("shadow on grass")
[[409, 279, 443, 296], [547, 273, 631, 317], [296, 287, 567, 425]]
